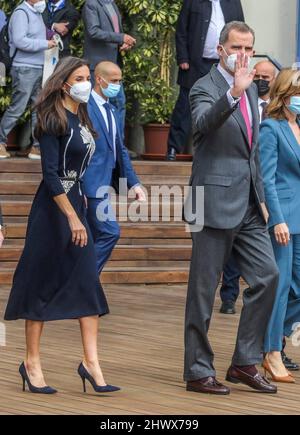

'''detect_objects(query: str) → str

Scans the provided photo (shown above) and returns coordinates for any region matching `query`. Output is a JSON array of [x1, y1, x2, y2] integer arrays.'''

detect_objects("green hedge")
[[1, 0, 182, 125]]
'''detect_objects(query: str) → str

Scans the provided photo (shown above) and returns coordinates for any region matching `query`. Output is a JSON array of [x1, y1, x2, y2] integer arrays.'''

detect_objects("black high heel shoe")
[[19, 362, 57, 394], [78, 362, 121, 393]]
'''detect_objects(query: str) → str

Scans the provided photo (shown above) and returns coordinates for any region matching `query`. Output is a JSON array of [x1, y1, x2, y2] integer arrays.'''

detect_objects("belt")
[[59, 176, 82, 183], [59, 176, 83, 195]]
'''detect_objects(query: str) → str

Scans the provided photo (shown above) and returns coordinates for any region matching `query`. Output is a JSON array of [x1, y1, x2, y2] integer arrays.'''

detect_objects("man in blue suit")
[[83, 61, 146, 273]]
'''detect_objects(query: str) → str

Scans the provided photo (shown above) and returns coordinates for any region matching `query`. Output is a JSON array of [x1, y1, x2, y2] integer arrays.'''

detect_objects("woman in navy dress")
[[4, 57, 119, 394]]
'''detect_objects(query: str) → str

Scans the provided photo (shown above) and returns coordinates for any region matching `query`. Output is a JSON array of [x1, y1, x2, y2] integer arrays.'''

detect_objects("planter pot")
[[6, 126, 19, 151], [143, 123, 170, 155]]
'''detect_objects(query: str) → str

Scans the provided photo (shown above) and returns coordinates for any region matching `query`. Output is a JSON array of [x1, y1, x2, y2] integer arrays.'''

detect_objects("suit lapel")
[[220, 0, 230, 21], [280, 120, 300, 165], [89, 95, 114, 152], [211, 66, 250, 150], [110, 103, 123, 163], [246, 85, 260, 152], [97, 0, 115, 31]]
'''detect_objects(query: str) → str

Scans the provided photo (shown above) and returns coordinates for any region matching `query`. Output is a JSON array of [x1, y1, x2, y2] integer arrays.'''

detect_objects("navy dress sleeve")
[[39, 133, 66, 197]]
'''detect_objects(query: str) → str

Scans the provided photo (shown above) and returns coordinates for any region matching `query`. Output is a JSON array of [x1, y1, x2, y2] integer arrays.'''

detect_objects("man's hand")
[[48, 39, 58, 49], [53, 22, 69, 36], [134, 185, 146, 202], [120, 43, 132, 52], [179, 63, 190, 70], [231, 53, 256, 99], [0, 229, 4, 248], [123, 34, 136, 47], [274, 223, 290, 246]]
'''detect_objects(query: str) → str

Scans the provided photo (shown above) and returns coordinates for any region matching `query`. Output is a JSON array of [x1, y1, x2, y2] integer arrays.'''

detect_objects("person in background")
[[260, 68, 300, 382], [254, 60, 277, 123], [220, 60, 277, 316], [42, 0, 80, 57], [82, 0, 136, 140], [166, 0, 244, 161], [0, 9, 7, 32], [0, 0, 57, 160], [83, 61, 145, 276]]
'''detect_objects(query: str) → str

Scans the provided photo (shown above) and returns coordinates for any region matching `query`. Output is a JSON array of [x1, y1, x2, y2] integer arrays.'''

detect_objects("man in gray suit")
[[82, 0, 136, 136], [184, 21, 279, 395]]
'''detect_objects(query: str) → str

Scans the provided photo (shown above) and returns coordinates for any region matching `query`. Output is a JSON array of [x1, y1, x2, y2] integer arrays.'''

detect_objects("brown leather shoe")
[[226, 365, 277, 393], [186, 377, 230, 395]]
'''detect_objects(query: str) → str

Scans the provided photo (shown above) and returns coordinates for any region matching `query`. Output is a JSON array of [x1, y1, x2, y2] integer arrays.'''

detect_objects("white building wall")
[[241, 0, 298, 67]]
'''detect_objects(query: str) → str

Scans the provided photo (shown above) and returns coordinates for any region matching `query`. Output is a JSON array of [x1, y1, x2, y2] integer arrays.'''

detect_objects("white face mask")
[[65, 81, 92, 104], [33, 1, 46, 14], [221, 46, 250, 73]]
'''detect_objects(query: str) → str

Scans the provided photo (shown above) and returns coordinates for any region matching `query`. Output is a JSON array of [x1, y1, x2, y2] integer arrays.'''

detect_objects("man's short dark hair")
[[219, 21, 255, 45]]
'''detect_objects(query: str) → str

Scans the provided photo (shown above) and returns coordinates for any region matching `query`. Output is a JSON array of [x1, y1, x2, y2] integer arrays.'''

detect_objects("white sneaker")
[[28, 146, 41, 160], [0, 143, 11, 159]]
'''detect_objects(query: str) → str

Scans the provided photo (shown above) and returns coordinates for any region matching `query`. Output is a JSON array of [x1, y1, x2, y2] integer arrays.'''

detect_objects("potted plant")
[[120, 0, 181, 156]]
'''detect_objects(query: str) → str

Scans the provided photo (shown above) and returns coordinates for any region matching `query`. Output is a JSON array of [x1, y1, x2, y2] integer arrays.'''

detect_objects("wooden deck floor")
[[0, 283, 300, 415]]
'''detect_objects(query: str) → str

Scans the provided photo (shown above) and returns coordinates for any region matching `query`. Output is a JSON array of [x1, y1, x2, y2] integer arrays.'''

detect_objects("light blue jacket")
[[9, 2, 48, 68], [83, 95, 140, 199], [260, 118, 300, 234]]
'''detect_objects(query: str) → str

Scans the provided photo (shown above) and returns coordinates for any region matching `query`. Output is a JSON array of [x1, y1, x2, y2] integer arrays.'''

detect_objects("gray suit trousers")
[[184, 202, 279, 381]]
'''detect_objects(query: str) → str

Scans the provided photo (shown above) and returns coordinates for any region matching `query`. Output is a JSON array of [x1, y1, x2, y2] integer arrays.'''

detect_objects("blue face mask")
[[101, 77, 121, 99], [288, 96, 300, 115]]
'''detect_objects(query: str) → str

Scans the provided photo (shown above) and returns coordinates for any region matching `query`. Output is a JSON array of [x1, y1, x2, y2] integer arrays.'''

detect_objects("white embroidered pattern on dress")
[[79, 124, 96, 177], [60, 125, 96, 194], [61, 170, 78, 194]]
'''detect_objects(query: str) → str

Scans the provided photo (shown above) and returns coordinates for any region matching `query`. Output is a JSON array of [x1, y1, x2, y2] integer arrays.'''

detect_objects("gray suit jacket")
[[82, 0, 124, 69], [187, 65, 266, 230]]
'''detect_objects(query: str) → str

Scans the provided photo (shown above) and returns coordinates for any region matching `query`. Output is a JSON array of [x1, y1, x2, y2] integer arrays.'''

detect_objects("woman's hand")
[[274, 223, 290, 246], [0, 229, 4, 248], [134, 185, 147, 202], [68, 214, 88, 247]]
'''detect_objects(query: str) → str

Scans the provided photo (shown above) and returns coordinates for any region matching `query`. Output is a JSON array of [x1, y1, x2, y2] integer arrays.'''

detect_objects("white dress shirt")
[[203, 0, 225, 59], [258, 97, 270, 124], [217, 64, 253, 127], [92, 89, 117, 161]]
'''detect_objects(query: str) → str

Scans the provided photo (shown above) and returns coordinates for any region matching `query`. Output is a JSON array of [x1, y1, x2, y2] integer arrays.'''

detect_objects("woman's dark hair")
[[35, 56, 96, 140]]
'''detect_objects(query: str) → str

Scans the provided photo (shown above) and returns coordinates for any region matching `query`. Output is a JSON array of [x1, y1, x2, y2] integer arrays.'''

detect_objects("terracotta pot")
[[143, 123, 170, 154], [6, 126, 19, 151]]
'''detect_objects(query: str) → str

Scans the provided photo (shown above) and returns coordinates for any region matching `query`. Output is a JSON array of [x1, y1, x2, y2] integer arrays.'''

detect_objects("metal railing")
[[253, 54, 282, 71]]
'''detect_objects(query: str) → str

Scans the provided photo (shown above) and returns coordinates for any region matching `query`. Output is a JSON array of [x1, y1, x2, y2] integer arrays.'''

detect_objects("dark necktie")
[[50, 4, 56, 15], [103, 102, 114, 146], [260, 101, 268, 122]]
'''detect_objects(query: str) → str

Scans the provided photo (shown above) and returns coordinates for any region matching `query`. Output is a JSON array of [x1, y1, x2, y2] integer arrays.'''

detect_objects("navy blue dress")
[[4, 110, 109, 321]]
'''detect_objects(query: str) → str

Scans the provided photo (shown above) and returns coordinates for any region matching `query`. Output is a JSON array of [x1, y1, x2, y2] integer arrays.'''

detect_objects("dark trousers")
[[86, 198, 120, 274], [184, 203, 279, 380], [168, 58, 217, 154], [167, 87, 192, 154], [220, 255, 241, 302]]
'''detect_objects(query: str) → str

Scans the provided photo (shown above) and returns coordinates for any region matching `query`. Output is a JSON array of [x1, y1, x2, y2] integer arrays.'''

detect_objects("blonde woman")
[[260, 68, 300, 383]]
